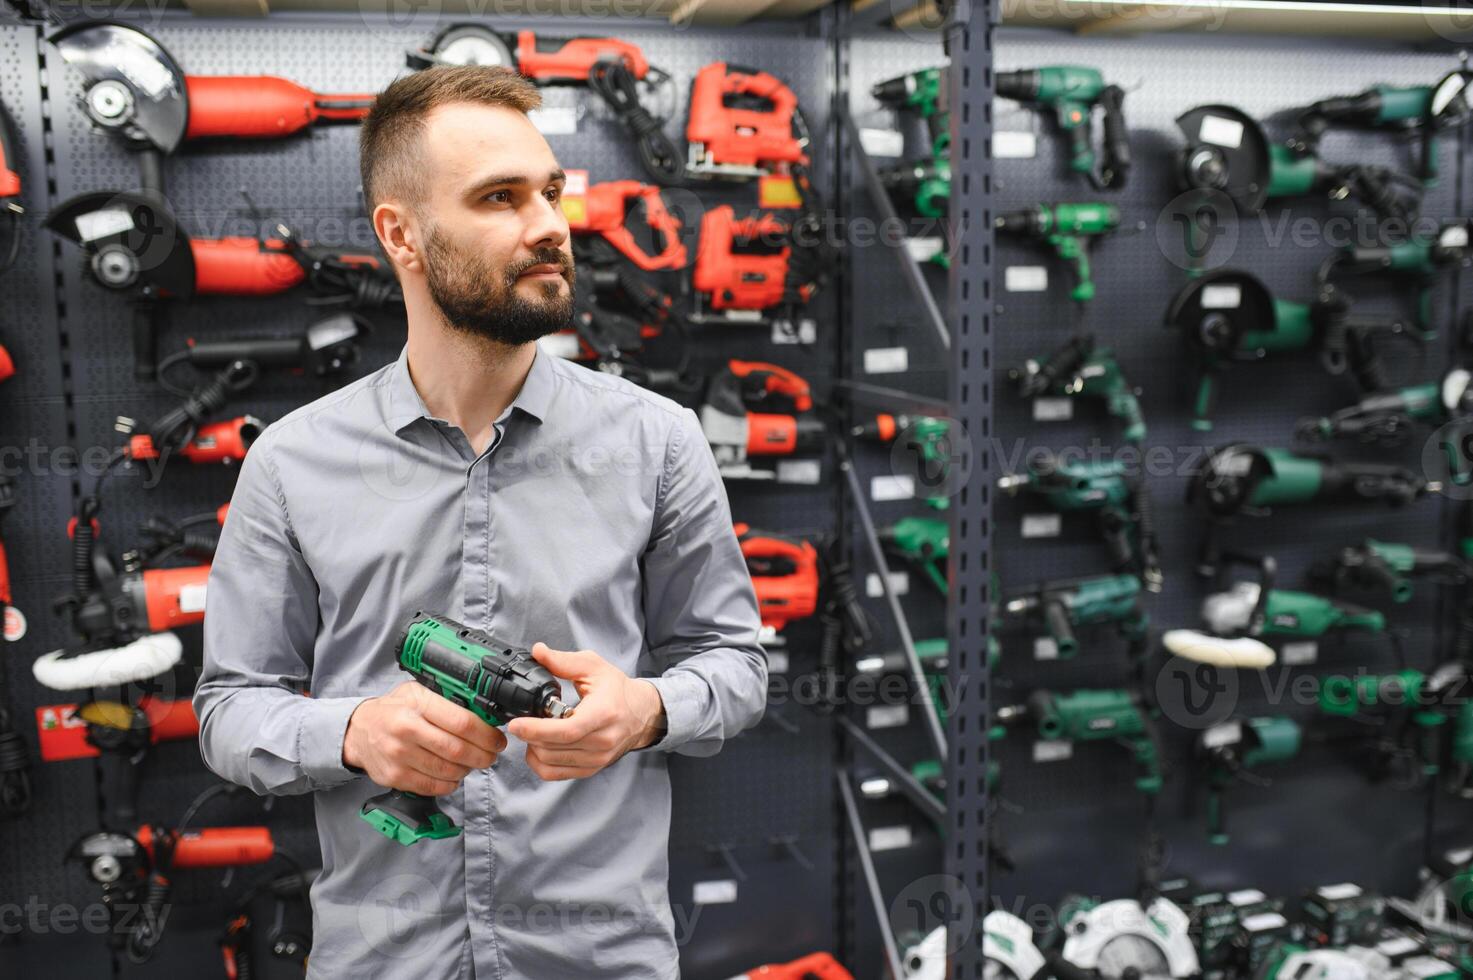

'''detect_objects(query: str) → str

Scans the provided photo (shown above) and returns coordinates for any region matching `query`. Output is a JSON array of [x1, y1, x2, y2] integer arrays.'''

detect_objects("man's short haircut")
[[360, 65, 542, 210]]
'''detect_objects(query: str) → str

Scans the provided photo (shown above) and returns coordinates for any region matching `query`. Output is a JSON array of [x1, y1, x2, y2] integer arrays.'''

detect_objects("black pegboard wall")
[[3, 10, 858, 980]]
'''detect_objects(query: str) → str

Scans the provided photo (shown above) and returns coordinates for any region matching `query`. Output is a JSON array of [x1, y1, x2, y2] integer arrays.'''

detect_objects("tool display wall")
[[0, 10, 852, 978]]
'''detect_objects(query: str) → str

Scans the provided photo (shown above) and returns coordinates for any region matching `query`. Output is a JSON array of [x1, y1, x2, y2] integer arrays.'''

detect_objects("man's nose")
[[524, 193, 569, 252]]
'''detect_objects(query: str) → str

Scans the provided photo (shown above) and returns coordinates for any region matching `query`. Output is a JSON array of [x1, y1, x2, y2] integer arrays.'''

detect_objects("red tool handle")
[[140, 564, 210, 632], [129, 416, 258, 464], [580, 181, 686, 271], [745, 952, 854, 980], [190, 237, 304, 296], [184, 76, 373, 140], [744, 412, 799, 456], [144, 697, 201, 743], [729, 360, 813, 411], [514, 31, 649, 81], [0, 344, 15, 383], [0, 537, 11, 609], [0, 117, 18, 200], [137, 825, 275, 869]]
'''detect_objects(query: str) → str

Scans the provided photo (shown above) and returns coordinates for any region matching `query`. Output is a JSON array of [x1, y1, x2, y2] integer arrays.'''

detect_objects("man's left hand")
[[506, 644, 666, 781]]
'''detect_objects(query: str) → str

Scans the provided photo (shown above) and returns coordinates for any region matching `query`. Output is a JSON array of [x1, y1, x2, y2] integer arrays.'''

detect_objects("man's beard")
[[422, 225, 576, 346]]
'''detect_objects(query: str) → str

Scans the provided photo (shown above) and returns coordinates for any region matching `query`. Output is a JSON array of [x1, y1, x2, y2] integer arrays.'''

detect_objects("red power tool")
[[686, 62, 810, 181], [408, 24, 682, 184], [733, 952, 854, 980], [37, 696, 199, 825], [692, 206, 823, 335], [0, 96, 22, 273], [699, 360, 826, 480], [51, 22, 373, 159], [564, 176, 687, 271], [69, 821, 276, 963], [46, 190, 397, 380], [735, 524, 820, 646]]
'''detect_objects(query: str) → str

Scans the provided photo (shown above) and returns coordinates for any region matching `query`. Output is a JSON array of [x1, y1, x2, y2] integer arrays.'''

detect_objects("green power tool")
[[1002, 573, 1148, 660], [996, 202, 1120, 304], [852, 412, 957, 510], [1008, 333, 1146, 444], [1165, 269, 1411, 431], [1176, 103, 1423, 221], [1318, 219, 1470, 337], [360, 612, 570, 846], [1319, 663, 1473, 791], [998, 687, 1162, 795], [997, 450, 1162, 591], [873, 69, 951, 224], [995, 65, 1131, 188], [1290, 72, 1473, 187], [880, 516, 948, 595], [1198, 716, 1301, 845], [1311, 538, 1471, 604], [1188, 443, 1438, 576]]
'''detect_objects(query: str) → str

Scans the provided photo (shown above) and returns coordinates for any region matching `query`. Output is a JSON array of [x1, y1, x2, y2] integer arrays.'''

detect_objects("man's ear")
[[373, 201, 423, 276]]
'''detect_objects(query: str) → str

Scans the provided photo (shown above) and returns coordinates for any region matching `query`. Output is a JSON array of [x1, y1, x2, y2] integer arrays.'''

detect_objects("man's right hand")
[[342, 680, 506, 795]]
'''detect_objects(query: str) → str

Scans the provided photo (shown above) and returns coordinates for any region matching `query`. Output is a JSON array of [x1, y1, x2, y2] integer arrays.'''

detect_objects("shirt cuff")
[[297, 695, 373, 788], [640, 673, 704, 753]]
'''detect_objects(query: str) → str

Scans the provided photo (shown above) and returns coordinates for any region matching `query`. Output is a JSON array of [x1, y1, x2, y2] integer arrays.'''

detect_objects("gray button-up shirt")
[[193, 343, 768, 979]]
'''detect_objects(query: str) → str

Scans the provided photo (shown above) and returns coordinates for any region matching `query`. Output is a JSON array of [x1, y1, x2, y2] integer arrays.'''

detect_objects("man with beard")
[[194, 66, 768, 979]]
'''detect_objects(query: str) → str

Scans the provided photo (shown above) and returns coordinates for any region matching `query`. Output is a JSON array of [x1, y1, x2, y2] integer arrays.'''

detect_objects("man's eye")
[[545, 187, 561, 203], [486, 190, 511, 204]]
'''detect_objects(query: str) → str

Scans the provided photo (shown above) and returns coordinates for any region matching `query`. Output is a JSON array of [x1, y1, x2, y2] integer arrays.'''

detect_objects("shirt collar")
[[384, 342, 555, 436]]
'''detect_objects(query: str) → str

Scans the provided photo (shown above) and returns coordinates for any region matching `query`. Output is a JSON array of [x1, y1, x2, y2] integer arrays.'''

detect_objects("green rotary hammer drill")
[[997, 450, 1162, 591], [997, 687, 1163, 795], [360, 612, 571, 846], [880, 516, 948, 595], [995, 65, 1131, 189], [1198, 716, 1301, 845], [1001, 573, 1149, 660], [995, 202, 1120, 304], [1008, 333, 1146, 444]]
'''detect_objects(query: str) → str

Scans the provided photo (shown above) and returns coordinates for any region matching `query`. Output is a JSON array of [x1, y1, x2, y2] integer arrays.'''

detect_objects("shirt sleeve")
[[193, 430, 370, 795], [640, 408, 769, 757]]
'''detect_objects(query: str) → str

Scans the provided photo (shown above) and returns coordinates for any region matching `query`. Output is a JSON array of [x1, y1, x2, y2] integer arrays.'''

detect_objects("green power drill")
[[997, 450, 1162, 591], [1008, 333, 1146, 444], [995, 65, 1130, 188], [872, 67, 946, 150], [360, 612, 571, 846], [995, 202, 1120, 303], [852, 413, 957, 510], [998, 688, 1162, 795], [873, 69, 951, 223], [1002, 573, 1148, 660], [1198, 716, 1301, 845], [1296, 368, 1472, 465], [880, 516, 948, 595]]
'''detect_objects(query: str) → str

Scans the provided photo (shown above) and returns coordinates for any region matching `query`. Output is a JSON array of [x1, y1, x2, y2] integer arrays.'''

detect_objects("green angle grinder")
[[360, 612, 571, 846]]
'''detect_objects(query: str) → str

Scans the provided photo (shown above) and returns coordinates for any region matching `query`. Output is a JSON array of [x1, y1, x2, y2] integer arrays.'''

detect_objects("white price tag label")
[[1033, 740, 1073, 763], [1241, 912, 1288, 933], [1203, 721, 1243, 750], [529, 106, 578, 135], [992, 131, 1037, 158], [765, 650, 789, 675], [1200, 284, 1242, 309], [905, 237, 945, 263], [1033, 637, 1059, 661], [1005, 266, 1048, 292], [537, 333, 583, 361], [1199, 114, 1245, 149], [1376, 937, 1420, 958], [1281, 642, 1318, 665], [563, 170, 589, 196], [693, 880, 738, 905], [859, 127, 905, 158], [75, 208, 135, 243], [1441, 224, 1470, 249], [871, 475, 915, 501], [1033, 397, 1074, 422], [866, 571, 910, 598], [1228, 889, 1268, 906], [869, 825, 913, 852], [775, 460, 822, 485], [178, 584, 207, 614], [1021, 514, 1062, 538], [864, 347, 910, 375], [867, 704, 910, 729], [1318, 883, 1363, 901]]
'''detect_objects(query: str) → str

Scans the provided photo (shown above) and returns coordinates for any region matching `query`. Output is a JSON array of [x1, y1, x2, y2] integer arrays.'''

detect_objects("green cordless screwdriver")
[[360, 612, 571, 846], [995, 202, 1121, 304]]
